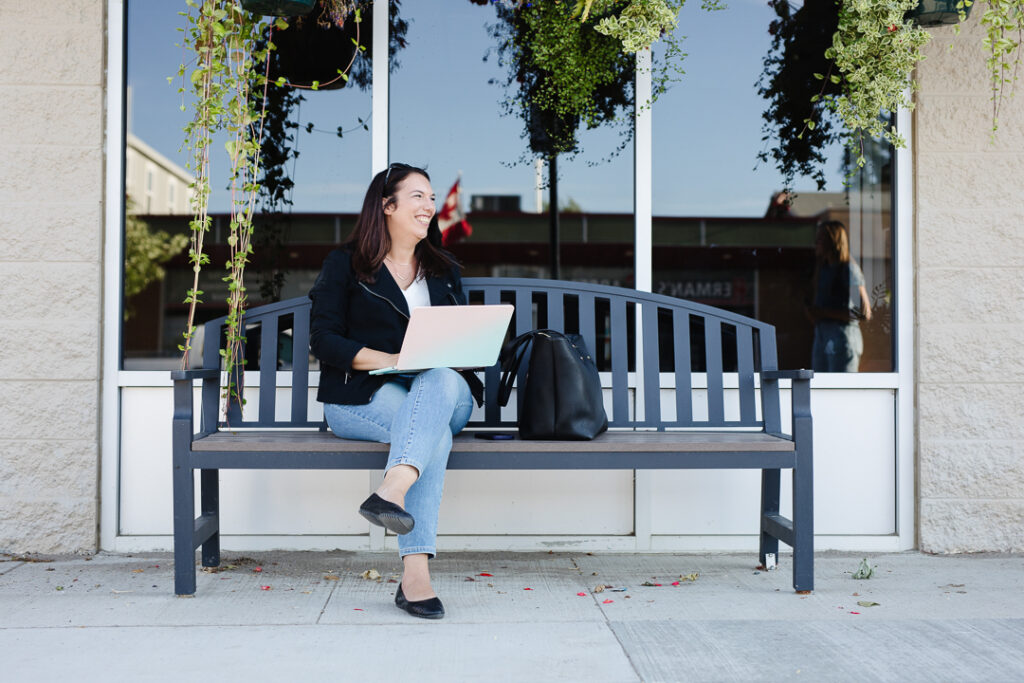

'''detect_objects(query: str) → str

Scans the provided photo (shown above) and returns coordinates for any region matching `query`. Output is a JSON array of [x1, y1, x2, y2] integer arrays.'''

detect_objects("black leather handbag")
[[497, 330, 608, 440]]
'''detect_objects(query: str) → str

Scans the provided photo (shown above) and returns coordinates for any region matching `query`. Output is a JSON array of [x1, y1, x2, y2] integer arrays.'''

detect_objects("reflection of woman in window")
[[808, 220, 872, 372], [309, 164, 483, 620]]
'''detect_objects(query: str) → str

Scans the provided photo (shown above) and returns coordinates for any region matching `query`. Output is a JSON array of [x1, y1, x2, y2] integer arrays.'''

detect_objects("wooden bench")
[[171, 278, 813, 595]]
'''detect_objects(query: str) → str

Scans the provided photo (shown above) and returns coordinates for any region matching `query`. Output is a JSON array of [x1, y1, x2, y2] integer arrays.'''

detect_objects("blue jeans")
[[812, 321, 863, 373], [322, 368, 473, 558]]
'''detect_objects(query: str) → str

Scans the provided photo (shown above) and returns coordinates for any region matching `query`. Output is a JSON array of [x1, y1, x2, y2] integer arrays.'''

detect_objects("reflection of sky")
[[127, 1, 842, 217]]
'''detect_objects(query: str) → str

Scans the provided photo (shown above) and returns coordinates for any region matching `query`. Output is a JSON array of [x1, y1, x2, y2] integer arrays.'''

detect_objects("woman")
[[807, 220, 872, 373], [309, 163, 483, 619]]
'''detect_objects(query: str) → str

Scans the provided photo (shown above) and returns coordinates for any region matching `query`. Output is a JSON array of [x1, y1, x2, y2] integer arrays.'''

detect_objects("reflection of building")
[[125, 133, 193, 214], [129, 205, 892, 374]]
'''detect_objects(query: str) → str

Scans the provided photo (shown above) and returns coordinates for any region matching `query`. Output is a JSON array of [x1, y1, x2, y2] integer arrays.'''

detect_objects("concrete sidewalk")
[[1, 550, 1022, 682]]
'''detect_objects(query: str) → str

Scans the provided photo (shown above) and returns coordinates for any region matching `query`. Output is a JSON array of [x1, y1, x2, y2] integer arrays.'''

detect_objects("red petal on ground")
[[478, 573, 493, 577], [577, 592, 586, 596], [260, 586, 271, 590], [602, 599, 614, 604], [523, 587, 533, 590]]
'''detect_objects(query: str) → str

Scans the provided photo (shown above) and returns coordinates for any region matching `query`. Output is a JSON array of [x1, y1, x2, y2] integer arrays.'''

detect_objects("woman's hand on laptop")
[[351, 348, 401, 371]]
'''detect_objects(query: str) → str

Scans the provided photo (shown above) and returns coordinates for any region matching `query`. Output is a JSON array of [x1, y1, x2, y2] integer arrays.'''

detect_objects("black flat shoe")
[[358, 493, 415, 535], [395, 583, 445, 620]]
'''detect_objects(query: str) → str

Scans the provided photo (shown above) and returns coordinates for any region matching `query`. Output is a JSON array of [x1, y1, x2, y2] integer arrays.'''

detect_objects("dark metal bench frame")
[[171, 278, 813, 595]]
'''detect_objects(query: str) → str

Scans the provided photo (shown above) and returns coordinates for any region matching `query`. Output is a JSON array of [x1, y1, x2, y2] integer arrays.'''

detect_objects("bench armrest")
[[761, 369, 813, 381], [170, 369, 220, 381], [171, 369, 220, 439]]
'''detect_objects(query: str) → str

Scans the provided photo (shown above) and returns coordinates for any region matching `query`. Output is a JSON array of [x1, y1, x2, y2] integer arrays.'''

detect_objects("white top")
[[401, 275, 431, 311]]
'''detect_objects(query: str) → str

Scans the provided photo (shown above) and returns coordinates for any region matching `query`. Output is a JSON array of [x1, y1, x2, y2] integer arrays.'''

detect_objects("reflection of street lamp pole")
[[534, 158, 544, 213], [548, 154, 560, 280]]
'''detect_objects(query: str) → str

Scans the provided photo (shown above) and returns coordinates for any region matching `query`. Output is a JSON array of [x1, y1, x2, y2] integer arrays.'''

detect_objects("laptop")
[[369, 304, 515, 375]]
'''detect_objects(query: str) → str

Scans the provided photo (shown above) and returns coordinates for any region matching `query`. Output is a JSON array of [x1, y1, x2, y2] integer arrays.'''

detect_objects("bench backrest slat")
[[760, 328, 782, 434], [199, 277, 781, 431], [736, 324, 756, 424], [578, 293, 597, 368], [259, 314, 278, 424], [291, 305, 311, 423], [547, 290, 564, 332], [673, 311, 693, 424], [483, 287, 503, 424], [640, 302, 662, 427], [704, 318, 725, 425], [609, 297, 630, 426]]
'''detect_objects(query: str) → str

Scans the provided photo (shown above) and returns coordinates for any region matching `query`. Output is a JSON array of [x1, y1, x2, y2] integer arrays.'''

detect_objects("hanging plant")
[[976, 0, 1024, 134], [486, 1, 635, 159], [590, 0, 683, 53], [816, 0, 931, 171], [177, 0, 373, 413], [177, 0, 279, 413]]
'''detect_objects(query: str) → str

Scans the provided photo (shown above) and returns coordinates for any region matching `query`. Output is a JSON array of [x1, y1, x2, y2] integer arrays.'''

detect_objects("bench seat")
[[188, 430, 796, 469]]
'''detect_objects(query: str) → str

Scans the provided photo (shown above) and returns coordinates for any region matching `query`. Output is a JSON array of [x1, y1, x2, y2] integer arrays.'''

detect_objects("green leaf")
[[852, 558, 875, 580], [274, 17, 288, 31], [275, 77, 287, 87], [311, 80, 319, 91], [856, 601, 880, 607]]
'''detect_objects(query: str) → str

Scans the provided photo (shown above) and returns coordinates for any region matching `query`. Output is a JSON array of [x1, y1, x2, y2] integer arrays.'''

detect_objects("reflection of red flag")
[[437, 177, 472, 246]]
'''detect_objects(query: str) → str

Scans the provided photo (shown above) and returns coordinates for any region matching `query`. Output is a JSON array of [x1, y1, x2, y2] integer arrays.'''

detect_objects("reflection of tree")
[[124, 198, 188, 319], [484, 1, 635, 277], [757, 0, 842, 190]]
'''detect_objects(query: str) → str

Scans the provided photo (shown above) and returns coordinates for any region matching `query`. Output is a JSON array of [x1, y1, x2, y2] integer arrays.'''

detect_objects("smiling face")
[[383, 172, 436, 249]]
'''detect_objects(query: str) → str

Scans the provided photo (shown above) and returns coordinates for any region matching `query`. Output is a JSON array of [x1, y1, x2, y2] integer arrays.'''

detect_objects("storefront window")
[[652, 4, 894, 372]]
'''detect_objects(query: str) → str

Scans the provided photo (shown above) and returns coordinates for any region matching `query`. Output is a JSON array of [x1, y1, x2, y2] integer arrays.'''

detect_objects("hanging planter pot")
[[905, 0, 973, 27], [268, 2, 368, 90], [240, 0, 316, 16]]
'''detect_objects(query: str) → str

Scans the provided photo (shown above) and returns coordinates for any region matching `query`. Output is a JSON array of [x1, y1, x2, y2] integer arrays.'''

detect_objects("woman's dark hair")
[[348, 163, 459, 282]]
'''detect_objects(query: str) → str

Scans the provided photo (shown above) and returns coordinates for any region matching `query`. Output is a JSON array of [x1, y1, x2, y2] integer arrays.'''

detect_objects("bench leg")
[[791, 454, 814, 592], [759, 468, 780, 567], [200, 469, 220, 568], [173, 452, 196, 596]]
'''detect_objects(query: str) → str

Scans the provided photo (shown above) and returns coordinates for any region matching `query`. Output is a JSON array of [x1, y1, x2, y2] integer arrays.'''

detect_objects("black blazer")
[[309, 246, 484, 406]]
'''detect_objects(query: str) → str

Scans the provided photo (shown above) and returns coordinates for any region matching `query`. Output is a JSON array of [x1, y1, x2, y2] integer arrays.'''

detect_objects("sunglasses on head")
[[383, 163, 409, 189]]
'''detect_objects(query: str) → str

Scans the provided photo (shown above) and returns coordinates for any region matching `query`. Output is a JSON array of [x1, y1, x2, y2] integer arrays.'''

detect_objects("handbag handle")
[[497, 329, 562, 407], [497, 330, 535, 408]]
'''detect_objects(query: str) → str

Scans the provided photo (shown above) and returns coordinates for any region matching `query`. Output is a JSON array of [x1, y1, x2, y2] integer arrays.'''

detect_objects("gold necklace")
[[385, 256, 415, 282]]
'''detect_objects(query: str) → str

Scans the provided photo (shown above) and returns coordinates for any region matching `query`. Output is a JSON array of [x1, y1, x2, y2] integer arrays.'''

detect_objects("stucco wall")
[[915, 16, 1024, 551], [0, 1, 106, 553]]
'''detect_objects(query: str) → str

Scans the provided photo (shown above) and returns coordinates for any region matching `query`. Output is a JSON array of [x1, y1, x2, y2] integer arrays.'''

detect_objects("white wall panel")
[[648, 388, 896, 536], [120, 385, 893, 542]]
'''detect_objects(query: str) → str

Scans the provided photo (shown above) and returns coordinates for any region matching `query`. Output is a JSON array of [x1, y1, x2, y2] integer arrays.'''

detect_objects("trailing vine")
[[221, 9, 275, 411], [820, 0, 930, 171], [177, 0, 279, 414], [177, 0, 384, 414], [977, 0, 1024, 134]]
